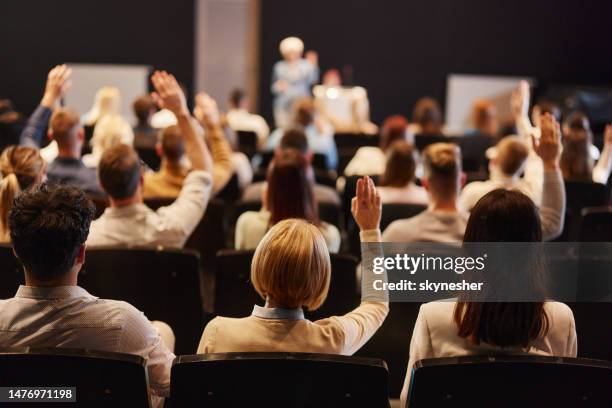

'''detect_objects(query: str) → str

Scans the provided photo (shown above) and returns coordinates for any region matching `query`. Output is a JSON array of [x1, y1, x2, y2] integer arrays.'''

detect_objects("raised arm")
[[511, 80, 534, 145], [151, 71, 212, 173], [20, 65, 72, 148], [593, 124, 612, 184], [532, 113, 565, 240]]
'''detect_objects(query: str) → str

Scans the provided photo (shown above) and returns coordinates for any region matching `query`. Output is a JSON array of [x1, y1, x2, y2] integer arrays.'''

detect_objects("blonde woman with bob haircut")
[[198, 176, 389, 355], [82, 114, 134, 168]]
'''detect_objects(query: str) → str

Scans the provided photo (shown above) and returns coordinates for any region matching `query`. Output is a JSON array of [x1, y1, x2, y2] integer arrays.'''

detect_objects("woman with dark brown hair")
[[400, 117, 577, 407], [234, 149, 340, 252], [377, 140, 428, 205]]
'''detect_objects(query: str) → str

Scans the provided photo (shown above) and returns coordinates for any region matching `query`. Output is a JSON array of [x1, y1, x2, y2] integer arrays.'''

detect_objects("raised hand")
[[351, 176, 382, 231], [305, 50, 319, 66], [150, 71, 188, 117], [604, 124, 612, 147], [510, 80, 530, 119], [193, 92, 220, 126], [532, 113, 561, 169], [41, 64, 72, 108]]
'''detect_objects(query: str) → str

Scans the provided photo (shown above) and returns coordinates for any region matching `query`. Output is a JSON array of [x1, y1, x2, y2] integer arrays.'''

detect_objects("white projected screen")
[[64, 63, 150, 124], [445, 74, 535, 134]]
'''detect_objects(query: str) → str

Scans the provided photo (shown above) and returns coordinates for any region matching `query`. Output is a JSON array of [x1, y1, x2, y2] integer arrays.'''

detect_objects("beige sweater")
[[198, 229, 389, 355]]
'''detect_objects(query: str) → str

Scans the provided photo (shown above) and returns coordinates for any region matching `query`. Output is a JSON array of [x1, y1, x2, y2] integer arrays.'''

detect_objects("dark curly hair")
[[9, 183, 95, 279]]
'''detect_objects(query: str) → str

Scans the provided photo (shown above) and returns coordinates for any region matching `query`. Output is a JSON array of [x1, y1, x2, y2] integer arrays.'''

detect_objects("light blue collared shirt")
[[251, 304, 305, 321]]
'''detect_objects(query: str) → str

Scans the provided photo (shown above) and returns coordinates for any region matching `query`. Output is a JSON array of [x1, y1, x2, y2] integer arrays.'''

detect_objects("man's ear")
[[48, 130, 54, 141], [77, 127, 85, 142], [75, 244, 86, 266], [459, 172, 467, 188], [155, 142, 163, 158], [421, 178, 430, 192]]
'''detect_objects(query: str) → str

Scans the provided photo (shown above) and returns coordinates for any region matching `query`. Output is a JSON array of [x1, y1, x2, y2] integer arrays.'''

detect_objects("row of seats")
[[2, 245, 611, 397], [3, 347, 611, 407]]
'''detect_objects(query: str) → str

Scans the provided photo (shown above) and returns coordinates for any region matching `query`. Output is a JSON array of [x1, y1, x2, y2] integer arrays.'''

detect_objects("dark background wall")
[[0, 0, 195, 116], [259, 0, 612, 125]]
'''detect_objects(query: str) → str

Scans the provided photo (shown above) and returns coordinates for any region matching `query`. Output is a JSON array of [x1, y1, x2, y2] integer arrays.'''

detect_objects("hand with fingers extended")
[[194, 92, 221, 126], [351, 176, 382, 231], [510, 79, 530, 120], [41, 64, 72, 108], [532, 113, 562, 170], [150, 71, 189, 117]]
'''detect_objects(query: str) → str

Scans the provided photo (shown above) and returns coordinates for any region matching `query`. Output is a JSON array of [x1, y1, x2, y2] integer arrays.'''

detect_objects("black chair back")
[[214, 250, 359, 320], [259, 151, 330, 173], [136, 147, 161, 171], [380, 203, 427, 232], [88, 195, 109, 219], [0, 347, 150, 407], [334, 132, 380, 151], [561, 182, 608, 241], [578, 206, 612, 242], [236, 130, 257, 159], [79, 247, 203, 354], [408, 355, 612, 407], [0, 244, 23, 299], [170, 352, 389, 408], [414, 133, 447, 152], [454, 134, 494, 172], [215, 173, 242, 203], [230, 200, 341, 228]]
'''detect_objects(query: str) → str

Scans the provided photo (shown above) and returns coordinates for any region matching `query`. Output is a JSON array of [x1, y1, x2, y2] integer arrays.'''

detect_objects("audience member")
[[242, 129, 340, 205], [0, 183, 175, 407], [133, 94, 159, 149], [271, 36, 319, 128], [235, 149, 341, 252], [344, 115, 410, 177], [377, 140, 428, 205], [400, 187, 576, 407], [82, 113, 134, 168], [0, 146, 46, 242], [267, 97, 338, 170], [560, 112, 612, 184], [86, 71, 213, 248], [144, 93, 233, 198], [19, 65, 104, 196], [465, 99, 499, 138], [226, 88, 270, 149], [82, 86, 121, 127], [383, 143, 467, 242], [200, 176, 388, 354], [0, 99, 24, 154]]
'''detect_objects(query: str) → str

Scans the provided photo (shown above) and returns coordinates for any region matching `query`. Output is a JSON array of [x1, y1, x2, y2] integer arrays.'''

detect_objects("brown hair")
[[422, 143, 462, 200], [560, 112, 593, 182], [0, 146, 46, 241], [132, 94, 155, 124], [292, 97, 315, 127], [266, 149, 319, 226], [380, 140, 417, 187], [495, 137, 528, 176], [160, 125, 185, 162], [251, 218, 331, 310], [455, 189, 549, 348], [412, 97, 442, 134], [471, 99, 498, 135], [98, 144, 141, 200], [379, 115, 409, 151], [50, 108, 81, 147]]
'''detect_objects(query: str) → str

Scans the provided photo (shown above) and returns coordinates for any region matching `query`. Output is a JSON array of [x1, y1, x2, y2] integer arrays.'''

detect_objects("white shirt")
[[234, 209, 341, 253], [383, 210, 468, 243], [226, 108, 270, 149], [459, 170, 539, 212], [377, 183, 429, 205], [343, 146, 386, 177], [0, 286, 174, 399], [400, 300, 577, 407], [87, 170, 212, 248]]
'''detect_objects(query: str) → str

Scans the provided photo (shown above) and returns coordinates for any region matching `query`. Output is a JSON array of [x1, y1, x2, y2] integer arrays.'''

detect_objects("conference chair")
[[136, 147, 161, 171], [214, 250, 359, 321], [414, 133, 446, 152], [408, 355, 612, 407], [88, 195, 109, 219], [333, 132, 380, 151], [0, 244, 23, 299], [558, 181, 609, 241], [258, 151, 330, 173], [577, 206, 612, 242], [229, 199, 342, 229], [169, 353, 390, 408], [454, 134, 493, 173], [236, 130, 257, 159], [0, 347, 151, 407], [79, 246, 203, 354], [81, 124, 94, 155]]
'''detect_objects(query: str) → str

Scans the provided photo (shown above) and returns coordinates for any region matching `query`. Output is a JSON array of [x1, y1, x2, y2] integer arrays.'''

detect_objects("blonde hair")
[[84, 86, 121, 125], [0, 146, 46, 242], [90, 114, 134, 156], [251, 218, 331, 310], [423, 143, 462, 200], [279, 36, 304, 57], [495, 136, 528, 176]]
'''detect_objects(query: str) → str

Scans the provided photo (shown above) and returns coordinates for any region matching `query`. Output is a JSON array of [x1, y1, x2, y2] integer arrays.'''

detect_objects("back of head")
[[381, 140, 417, 187], [379, 115, 409, 151], [471, 99, 498, 135], [279, 36, 304, 59], [50, 108, 81, 148], [495, 137, 528, 176], [0, 146, 46, 241], [412, 97, 442, 134], [422, 143, 462, 200], [251, 218, 330, 310], [456, 189, 548, 348], [266, 149, 319, 225], [229, 88, 245, 109], [132, 95, 155, 125], [292, 97, 315, 127], [560, 111, 593, 181], [279, 128, 309, 156], [9, 183, 94, 279], [161, 125, 185, 162], [91, 114, 135, 153], [88, 86, 121, 124], [98, 144, 141, 200]]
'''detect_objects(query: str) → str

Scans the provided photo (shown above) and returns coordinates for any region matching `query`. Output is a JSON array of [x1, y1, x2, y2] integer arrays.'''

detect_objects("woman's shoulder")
[[237, 210, 269, 228], [543, 301, 575, 325]]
